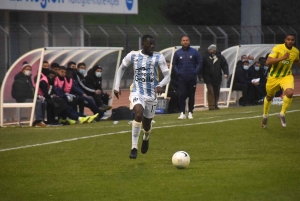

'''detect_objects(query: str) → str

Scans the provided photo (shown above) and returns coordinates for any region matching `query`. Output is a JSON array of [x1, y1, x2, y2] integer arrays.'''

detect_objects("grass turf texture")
[[1, 98, 300, 201]]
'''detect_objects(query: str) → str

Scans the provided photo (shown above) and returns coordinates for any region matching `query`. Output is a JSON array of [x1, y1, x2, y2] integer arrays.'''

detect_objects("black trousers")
[[178, 79, 197, 113], [167, 90, 180, 113]]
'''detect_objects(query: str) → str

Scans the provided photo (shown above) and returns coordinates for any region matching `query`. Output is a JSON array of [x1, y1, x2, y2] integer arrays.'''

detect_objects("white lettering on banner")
[[0, 0, 137, 14]]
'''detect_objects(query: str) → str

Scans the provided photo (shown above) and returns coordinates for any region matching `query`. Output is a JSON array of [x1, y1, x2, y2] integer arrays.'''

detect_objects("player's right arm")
[[113, 52, 132, 99], [266, 45, 290, 65]]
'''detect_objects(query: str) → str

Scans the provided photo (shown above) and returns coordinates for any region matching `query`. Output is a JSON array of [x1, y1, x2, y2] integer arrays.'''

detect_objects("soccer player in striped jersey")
[[262, 34, 300, 128], [114, 35, 170, 159]]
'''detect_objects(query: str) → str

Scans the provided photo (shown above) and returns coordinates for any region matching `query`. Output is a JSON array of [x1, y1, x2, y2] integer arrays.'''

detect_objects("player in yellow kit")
[[262, 34, 300, 128]]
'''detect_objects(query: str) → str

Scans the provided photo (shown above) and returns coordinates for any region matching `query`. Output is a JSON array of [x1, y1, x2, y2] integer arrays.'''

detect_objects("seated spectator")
[[11, 62, 47, 127], [65, 67, 104, 121], [42, 61, 50, 75], [232, 60, 255, 106], [53, 66, 99, 124], [83, 64, 112, 111], [249, 61, 265, 103], [247, 55, 255, 66]]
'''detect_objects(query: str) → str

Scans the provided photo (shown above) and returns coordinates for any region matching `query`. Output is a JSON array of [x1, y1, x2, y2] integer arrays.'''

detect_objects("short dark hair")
[[77, 62, 86, 68], [258, 57, 266, 62], [141, 35, 153, 43], [166, 60, 170, 63], [59, 66, 67, 71], [285, 33, 296, 38], [43, 61, 49, 64], [50, 62, 60, 69], [67, 61, 76, 67]]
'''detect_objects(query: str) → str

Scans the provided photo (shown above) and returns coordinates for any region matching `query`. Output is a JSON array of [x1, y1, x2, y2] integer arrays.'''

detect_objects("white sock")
[[132, 120, 142, 149], [142, 128, 151, 141]]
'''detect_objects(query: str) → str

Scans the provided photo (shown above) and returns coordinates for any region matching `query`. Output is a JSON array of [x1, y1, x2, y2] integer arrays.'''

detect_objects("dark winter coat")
[[85, 66, 103, 93], [172, 46, 202, 81], [11, 72, 34, 102], [233, 64, 252, 85], [198, 52, 229, 86]]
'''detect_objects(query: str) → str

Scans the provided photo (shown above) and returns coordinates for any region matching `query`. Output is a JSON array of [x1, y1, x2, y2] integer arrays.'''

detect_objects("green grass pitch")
[[1, 98, 300, 201]]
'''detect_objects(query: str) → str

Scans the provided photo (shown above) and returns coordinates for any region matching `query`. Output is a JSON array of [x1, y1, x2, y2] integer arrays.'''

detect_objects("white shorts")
[[129, 93, 158, 119]]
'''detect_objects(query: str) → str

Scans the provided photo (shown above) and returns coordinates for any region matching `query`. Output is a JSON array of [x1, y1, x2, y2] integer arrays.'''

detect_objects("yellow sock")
[[280, 96, 292, 115], [263, 97, 272, 116]]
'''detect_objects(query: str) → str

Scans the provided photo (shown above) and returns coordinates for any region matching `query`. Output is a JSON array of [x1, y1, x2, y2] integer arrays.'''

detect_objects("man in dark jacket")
[[248, 61, 265, 102], [232, 60, 256, 106], [198, 44, 229, 110], [75, 63, 111, 111], [11, 62, 47, 127], [173, 36, 202, 119]]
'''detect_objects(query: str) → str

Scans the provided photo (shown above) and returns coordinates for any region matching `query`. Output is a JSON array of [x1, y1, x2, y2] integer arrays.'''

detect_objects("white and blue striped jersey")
[[114, 50, 170, 99]]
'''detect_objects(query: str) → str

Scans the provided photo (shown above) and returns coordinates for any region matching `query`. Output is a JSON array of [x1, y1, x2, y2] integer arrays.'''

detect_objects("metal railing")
[[1, 23, 300, 83]]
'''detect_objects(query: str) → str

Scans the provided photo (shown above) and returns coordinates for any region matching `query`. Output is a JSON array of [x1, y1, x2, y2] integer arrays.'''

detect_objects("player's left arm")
[[156, 55, 170, 95]]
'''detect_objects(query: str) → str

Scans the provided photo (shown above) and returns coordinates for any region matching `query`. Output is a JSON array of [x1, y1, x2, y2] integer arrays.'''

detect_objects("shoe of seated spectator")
[[49, 121, 63, 126], [79, 116, 90, 124], [35, 121, 48, 127], [99, 104, 112, 111], [87, 113, 99, 123], [67, 118, 77, 125], [59, 118, 67, 124]]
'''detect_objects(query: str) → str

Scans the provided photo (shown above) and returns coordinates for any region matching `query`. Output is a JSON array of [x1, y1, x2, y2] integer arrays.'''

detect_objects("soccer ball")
[[172, 151, 190, 169]]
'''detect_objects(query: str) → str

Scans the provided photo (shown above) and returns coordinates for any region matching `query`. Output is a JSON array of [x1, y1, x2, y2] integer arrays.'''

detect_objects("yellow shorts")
[[266, 75, 294, 97]]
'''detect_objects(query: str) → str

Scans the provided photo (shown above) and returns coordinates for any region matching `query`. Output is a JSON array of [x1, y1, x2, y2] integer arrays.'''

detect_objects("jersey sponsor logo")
[[281, 60, 290, 65], [134, 67, 155, 82], [133, 97, 138, 102]]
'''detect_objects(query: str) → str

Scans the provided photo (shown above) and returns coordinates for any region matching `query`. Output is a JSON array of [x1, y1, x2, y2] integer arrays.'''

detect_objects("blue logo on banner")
[[126, 0, 133, 10]]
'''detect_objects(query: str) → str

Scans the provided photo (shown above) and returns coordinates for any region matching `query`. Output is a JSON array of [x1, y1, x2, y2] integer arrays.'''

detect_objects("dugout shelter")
[[0, 47, 123, 127]]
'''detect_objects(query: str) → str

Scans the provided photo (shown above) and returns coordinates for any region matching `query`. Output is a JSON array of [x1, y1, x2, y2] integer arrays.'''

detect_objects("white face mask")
[[79, 69, 85, 75], [255, 67, 260, 71], [248, 60, 253, 65], [243, 66, 249, 70], [95, 72, 102, 77], [264, 66, 268, 71], [24, 70, 32, 76]]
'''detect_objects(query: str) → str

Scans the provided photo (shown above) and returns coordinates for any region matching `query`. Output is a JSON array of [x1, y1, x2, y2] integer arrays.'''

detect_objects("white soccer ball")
[[172, 151, 190, 169]]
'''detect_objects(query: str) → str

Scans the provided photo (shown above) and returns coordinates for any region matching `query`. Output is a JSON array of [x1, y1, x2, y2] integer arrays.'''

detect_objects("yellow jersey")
[[269, 43, 299, 78]]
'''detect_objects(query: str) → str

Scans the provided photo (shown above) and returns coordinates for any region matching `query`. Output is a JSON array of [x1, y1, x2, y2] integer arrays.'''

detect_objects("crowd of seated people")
[[11, 60, 113, 127], [229, 54, 283, 106]]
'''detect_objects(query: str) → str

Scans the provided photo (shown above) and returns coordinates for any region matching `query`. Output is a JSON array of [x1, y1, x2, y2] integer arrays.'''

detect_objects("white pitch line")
[[0, 110, 299, 153]]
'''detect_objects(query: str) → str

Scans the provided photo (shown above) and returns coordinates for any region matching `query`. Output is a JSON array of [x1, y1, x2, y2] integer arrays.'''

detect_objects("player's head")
[[259, 57, 266, 66], [57, 66, 67, 78], [284, 34, 295, 49], [67, 61, 76, 69], [77, 62, 86, 75], [50, 62, 60, 73], [42, 61, 49, 69], [181, 36, 190, 49], [141, 35, 155, 56], [66, 68, 74, 79]]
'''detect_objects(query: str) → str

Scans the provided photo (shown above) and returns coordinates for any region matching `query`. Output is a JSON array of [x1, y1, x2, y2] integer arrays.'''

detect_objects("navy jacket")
[[172, 46, 202, 81], [233, 64, 252, 85]]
